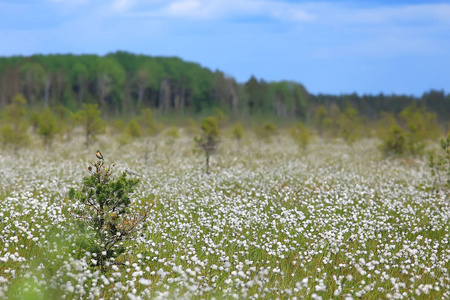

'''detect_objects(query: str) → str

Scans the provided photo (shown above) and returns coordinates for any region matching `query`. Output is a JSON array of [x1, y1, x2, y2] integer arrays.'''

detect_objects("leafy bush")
[[68, 152, 150, 272]]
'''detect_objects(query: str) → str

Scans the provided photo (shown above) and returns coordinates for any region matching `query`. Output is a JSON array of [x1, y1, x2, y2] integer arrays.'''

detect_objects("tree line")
[[0, 51, 449, 124]]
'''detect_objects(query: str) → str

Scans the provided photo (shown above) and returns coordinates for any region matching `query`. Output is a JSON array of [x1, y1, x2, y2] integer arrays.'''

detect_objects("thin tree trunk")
[[78, 84, 84, 107], [43, 74, 51, 108], [137, 87, 144, 109]]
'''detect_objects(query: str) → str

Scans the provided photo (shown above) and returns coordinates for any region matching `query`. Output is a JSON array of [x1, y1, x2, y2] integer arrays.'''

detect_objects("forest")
[[0, 51, 449, 125]]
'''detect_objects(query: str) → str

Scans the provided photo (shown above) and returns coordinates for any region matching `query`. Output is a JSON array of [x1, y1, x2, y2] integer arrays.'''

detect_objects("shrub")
[[255, 122, 276, 143], [195, 116, 220, 174], [231, 122, 244, 141], [0, 94, 29, 153], [428, 133, 450, 189], [127, 119, 142, 138], [139, 109, 161, 165], [314, 105, 328, 137], [380, 124, 407, 156], [37, 107, 58, 149], [165, 126, 179, 145], [339, 105, 361, 145], [399, 105, 441, 156], [68, 151, 150, 272], [77, 104, 105, 149], [290, 122, 309, 151]]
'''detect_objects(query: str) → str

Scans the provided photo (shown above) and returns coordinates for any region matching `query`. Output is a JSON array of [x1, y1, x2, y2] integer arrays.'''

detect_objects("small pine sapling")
[[428, 133, 450, 190], [0, 94, 29, 154], [139, 108, 161, 165], [37, 107, 58, 150], [255, 122, 276, 143], [290, 122, 309, 151], [231, 122, 244, 142], [379, 124, 407, 156], [77, 103, 105, 150], [68, 150, 151, 272], [195, 116, 220, 174]]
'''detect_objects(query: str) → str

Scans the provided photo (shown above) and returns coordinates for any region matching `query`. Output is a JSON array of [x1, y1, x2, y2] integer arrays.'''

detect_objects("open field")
[[0, 133, 449, 299]]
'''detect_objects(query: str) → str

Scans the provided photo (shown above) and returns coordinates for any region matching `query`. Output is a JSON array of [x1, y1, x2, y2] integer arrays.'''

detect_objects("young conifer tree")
[[68, 151, 151, 272], [77, 104, 105, 150], [195, 116, 220, 174], [37, 107, 58, 149], [290, 122, 310, 151], [0, 94, 29, 153]]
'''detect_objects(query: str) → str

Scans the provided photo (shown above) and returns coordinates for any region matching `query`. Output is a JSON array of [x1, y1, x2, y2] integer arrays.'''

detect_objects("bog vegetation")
[[0, 110, 449, 299], [0, 53, 449, 299]]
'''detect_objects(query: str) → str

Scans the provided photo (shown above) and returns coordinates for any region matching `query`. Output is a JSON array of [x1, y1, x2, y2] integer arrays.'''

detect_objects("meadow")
[[0, 131, 449, 299]]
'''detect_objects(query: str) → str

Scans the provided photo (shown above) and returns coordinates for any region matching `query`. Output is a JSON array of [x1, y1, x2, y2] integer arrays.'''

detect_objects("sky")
[[0, 0, 449, 97]]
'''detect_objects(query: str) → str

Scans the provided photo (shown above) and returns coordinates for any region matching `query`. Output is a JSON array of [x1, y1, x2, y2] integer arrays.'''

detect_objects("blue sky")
[[1, 0, 449, 96]]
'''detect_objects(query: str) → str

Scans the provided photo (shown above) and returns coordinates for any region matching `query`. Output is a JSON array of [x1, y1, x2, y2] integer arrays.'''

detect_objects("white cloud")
[[45, 0, 90, 5], [112, 0, 136, 12], [113, 0, 316, 22], [307, 2, 450, 26]]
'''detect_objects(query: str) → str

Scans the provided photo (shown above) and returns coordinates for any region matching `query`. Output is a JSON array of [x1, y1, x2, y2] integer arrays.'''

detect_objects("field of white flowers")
[[0, 132, 449, 299]]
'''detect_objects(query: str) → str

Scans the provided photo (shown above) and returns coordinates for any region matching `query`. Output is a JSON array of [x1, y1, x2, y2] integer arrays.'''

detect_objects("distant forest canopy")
[[0, 51, 449, 123]]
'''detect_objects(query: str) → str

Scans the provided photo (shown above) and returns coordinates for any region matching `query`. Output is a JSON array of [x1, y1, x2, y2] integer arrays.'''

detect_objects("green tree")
[[68, 152, 150, 272], [96, 57, 125, 113], [118, 119, 142, 148], [20, 62, 45, 105], [380, 124, 407, 156], [245, 76, 269, 114], [428, 133, 450, 189], [29, 110, 40, 133], [340, 105, 361, 145], [291, 122, 310, 151], [314, 105, 329, 137], [231, 122, 244, 141], [165, 126, 179, 145], [140, 108, 161, 165], [77, 103, 105, 149], [37, 107, 58, 149], [71, 62, 89, 107], [398, 105, 440, 156], [195, 116, 220, 174], [127, 119, 142, 138], [0, 94, 29, 153], [255, 122, 277, 143]]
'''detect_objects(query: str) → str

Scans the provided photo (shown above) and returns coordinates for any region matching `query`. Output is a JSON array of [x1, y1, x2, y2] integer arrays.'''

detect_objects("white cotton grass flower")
[[138, 278, 152, 286], [0, 137, 449, 299]]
